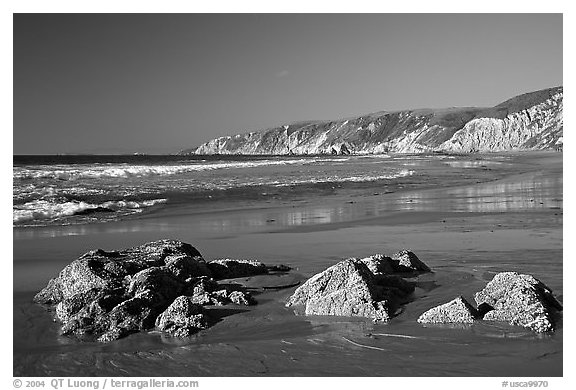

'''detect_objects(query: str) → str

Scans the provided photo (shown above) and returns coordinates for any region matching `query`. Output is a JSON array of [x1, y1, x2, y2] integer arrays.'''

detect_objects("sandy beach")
[[13, 151, 562, 377]]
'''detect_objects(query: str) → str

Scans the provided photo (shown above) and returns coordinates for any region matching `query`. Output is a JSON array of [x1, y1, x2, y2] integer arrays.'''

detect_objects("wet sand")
[[13, 151, 563, 376]]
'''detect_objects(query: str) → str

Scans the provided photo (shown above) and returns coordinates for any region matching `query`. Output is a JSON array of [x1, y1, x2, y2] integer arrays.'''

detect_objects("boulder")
[[417, 296, 478, 324], [34, 240, 255, 342], [360, 254, 396, 275], [391, 250, 431, 273], [228, 290, 254, 305], [155, 296, 210, 338], [34, 258, 117, 305], [186, 277, 255, 306], [165, 254, 212, 282], [127, 267, 185, 308], [186, 276, 222, 305], [34, 239, 210, 305], [96, 297, 158, 342], [60, 294, 126, 336], [359, 251, 431, 276], [33, 278, 64, 305], [60, 293, 160, 342], [474, 272, 563, 332], [207, 259, 268, 279], [55, 288, 121, 323], [121, 240, 204, 267], [286, 259, 414, 322]]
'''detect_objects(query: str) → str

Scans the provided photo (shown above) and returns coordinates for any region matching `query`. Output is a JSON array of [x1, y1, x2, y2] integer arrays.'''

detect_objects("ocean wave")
[[13, 155, 419, 227], [302, 157, 351, 163], [272, 169, 414, 187], [13, 198, 167, 225], [13, 159, 313, 181], [12, 184, 109, 203], [154, 168, 415, 190]]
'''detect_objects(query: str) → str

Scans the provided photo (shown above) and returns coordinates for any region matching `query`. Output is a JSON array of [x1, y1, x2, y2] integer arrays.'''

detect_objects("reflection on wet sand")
[[150, 172, 562, 234], [443, 160, 503, 168], [273, 173, 562, 227], [397, 175, 562, 213]]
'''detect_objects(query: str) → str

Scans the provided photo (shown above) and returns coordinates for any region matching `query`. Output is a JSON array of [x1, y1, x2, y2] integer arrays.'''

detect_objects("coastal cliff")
[[180, 86, 563, 155]]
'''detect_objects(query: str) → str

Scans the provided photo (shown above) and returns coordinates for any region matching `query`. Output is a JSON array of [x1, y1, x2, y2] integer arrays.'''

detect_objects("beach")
[[13, 151, 563, 377]]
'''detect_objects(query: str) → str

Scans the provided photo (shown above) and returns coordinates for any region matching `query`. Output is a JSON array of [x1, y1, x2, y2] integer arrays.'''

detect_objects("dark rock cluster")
[[34, 240, 279, 342]]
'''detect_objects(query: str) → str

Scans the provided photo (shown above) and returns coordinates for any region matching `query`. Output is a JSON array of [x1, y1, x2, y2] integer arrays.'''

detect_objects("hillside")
[[180, 86, 563, 155]]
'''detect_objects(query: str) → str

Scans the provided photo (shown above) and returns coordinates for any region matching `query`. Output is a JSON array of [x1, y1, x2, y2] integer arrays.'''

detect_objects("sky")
[[13, 13, 563, 155]]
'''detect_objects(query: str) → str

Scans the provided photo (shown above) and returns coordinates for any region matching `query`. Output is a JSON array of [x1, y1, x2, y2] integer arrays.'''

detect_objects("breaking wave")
[[13, 198, 167, 225], [13, 159, 315, 181], [273, 169, 414, 187]]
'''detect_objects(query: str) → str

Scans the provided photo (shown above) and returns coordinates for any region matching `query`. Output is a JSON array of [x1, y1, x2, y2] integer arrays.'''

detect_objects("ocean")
[[14, 153, 559, 230], [13, 154, 424, 227]]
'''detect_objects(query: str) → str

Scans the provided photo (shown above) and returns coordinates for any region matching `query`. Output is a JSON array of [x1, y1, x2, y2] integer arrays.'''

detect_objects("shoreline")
[[13, 151, 561, 234], [13, 150, 560, 229]]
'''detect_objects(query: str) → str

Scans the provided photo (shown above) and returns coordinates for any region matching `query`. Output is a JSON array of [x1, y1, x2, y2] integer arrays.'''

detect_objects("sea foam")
[[13, 198, 167, 225], [13, 159, 312, 181]]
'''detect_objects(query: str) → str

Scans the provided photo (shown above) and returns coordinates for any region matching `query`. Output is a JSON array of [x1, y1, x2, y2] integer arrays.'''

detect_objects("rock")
[[186, 277, 255, 306], [186, 276, 221, 305], [390, 250, 431, 273], [286, 259, 413, 322], [34, 240, 253, 342], [360, 254, 396, 275], [340, 144, 351, 155], [34, 239, 209, 305], [165, 254, 212, 282], [60, 294, 160, 342], [33, 278, 63, 304], [474, 272, 563, 332], [127, 267, 185, 308], [417, 296, 478, 324], [155, 296, 210, 338], [207, 259, 268, 279], [228, 290, 255, 306], [359, 251, 430, 275], [122, 239, 204, 267], [34, 257, 116, 305], [476, 302, 494, 317], [59, 292, 126, 337], [97, 328, 131, 343], [55, 288, 111, 323], [96, 297, 158, 341]]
